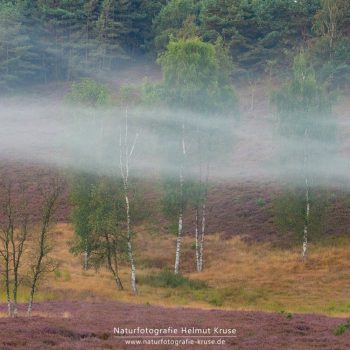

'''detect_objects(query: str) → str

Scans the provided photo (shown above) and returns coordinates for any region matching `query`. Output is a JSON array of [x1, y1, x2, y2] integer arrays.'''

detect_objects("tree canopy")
[[0, 0, 349, 89]]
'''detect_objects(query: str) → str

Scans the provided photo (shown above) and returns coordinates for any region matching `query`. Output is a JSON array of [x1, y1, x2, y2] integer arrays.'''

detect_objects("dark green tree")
[[152, 0, 201, 54], [311, 0, 350, 86], [0, 2, 38, 90], [200, 0, 320, 72]]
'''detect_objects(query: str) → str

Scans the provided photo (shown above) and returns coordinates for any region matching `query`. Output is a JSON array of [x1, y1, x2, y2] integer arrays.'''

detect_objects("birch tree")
[[27, 178, 63, 316], [0, 181, 29, 317], [88, 177, 127, 291], [158, 36, 237, 273], [157, 37, 219, 274], [70, 175, 130, 291], [272, 51, 335, 261], [119, 109, 139, 293]]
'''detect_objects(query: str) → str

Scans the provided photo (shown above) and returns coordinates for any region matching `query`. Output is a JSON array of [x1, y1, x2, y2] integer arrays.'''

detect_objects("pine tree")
[[0, 2, 38, 90], [96, 0, 125, 72]]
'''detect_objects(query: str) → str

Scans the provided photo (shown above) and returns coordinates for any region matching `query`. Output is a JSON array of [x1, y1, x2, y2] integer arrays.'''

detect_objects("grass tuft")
[[334, 321, 350, 336]]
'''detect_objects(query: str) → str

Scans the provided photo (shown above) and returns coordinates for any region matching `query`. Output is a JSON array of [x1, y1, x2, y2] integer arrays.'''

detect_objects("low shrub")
[[334, 321, 350, 336], [66, 79, 111, 106], [139, 269, 207, 290]]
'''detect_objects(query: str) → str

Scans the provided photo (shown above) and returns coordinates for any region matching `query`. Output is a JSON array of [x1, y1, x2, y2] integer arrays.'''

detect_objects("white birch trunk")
[[174, 122, 186, 274], [7, 300, 12, 318], [125, 191, 137, 294], [198, 202, 206, 272], [83, 250, 88, 271], [302, 177, 309, 262], [174, 212, 183, 274], [27, 296, 33, 317], [195, 207, 200, 271], [120, 109, 139, 294], [302, 128, 309, 262]]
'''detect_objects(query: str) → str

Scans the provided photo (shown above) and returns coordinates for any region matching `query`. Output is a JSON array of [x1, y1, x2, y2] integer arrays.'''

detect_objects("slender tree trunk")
[[195, 206, 200, 271], [11, 232, 17, 317], [302, 177, 310, 262], [114, 274, 124, 290], [27, 252, 44, 317], [198, 202, 206, 272], [27, 183, 61, 316], [174, 121, 186, 274], [2, 184, 14, 317], [83, 250, 88, 271], [125, 188, 137, 293], [27, 282, 35, 317], [5, 255, 11, 317], [302, 129, 309, 262], [12, 266, 18, 317], [174, 167, 184, 274], [105, 234, 124, 290], [174, 211, 183, 274], [112, 252, 124, 291], [120, 109, 139, 294], [6, 44, 9, 76], [249, 78, 257, 111]]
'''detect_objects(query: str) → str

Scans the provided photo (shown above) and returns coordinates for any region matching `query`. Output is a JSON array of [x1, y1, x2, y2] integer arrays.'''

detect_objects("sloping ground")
[[0, 78, 349, 244], [2, 160, 350, 246], [19, 224, 350, 315], [0, 301, 349, 349], [0, 161, 69, 224]]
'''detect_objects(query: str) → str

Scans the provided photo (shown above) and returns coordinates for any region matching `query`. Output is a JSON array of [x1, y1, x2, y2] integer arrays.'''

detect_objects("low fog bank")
[[0, 99, 348, 189]]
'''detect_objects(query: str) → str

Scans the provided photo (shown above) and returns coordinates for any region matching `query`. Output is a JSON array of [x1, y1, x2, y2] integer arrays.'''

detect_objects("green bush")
[[139, 269, 207, 289], [66, 79, 111, 107], [256, 197, 266, 207], [334, 321, 350, 336], [208, 293, 224, 306]]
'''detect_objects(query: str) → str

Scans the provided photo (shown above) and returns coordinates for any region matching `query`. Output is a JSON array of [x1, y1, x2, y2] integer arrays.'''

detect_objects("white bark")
[[125, 191, 137, 294], [7, 300, 12, 318], [302, 177, 310, 262], [195, 208, 200, 271], [27, 296, 33, 317], [302, 128, 310, 262], [83, 250, 88, 271], [174, 212, 183, 274], [198, 202, 206, 272], [119, 109, 138, 294], [174, 121, 186, 274]]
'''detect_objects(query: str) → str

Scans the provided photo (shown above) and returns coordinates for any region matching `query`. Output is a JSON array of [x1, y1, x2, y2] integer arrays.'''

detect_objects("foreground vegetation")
[[4, 223, 347, 317]]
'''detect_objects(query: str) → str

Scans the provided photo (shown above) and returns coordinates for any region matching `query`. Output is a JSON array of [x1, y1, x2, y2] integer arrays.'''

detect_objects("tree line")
[[0, 0, 349, 90]]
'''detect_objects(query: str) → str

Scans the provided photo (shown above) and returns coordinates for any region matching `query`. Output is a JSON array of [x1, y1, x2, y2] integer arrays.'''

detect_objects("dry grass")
[[24, 223, 350, 317]]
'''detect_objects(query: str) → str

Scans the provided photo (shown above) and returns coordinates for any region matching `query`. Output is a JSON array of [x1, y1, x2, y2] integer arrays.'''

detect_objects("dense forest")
[[1, 0, 350, 89]]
